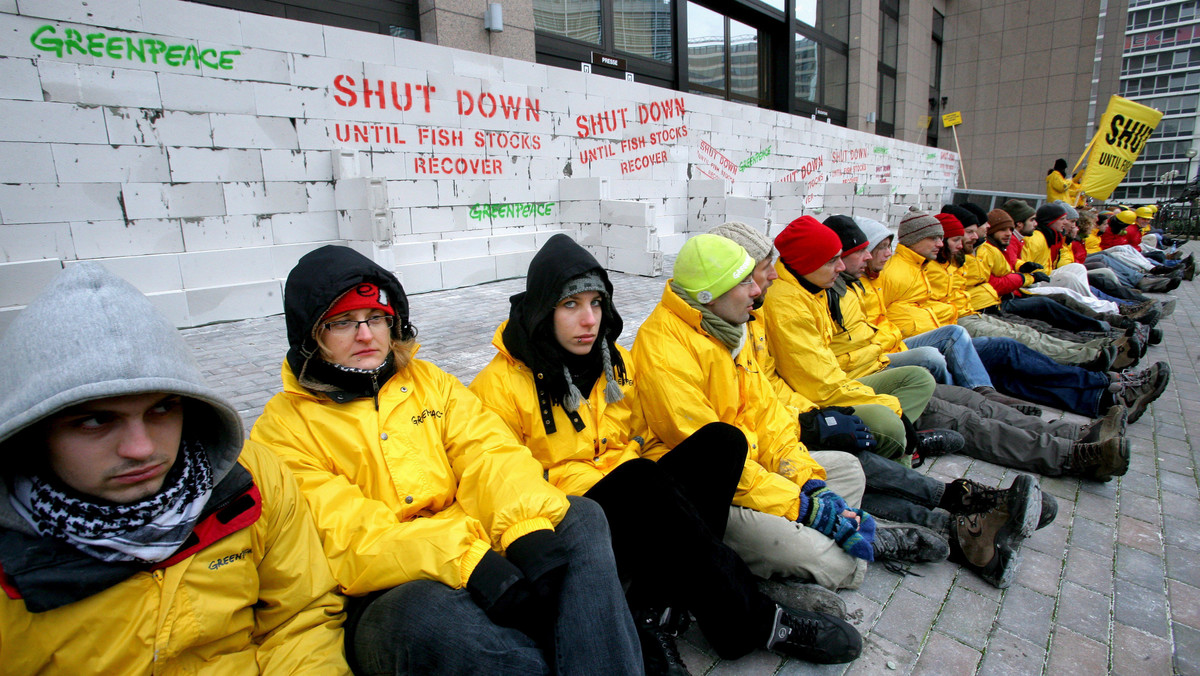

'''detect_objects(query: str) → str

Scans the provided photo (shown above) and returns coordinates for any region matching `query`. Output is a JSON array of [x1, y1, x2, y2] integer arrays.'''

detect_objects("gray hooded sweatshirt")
[[0, 263, 249, 611]]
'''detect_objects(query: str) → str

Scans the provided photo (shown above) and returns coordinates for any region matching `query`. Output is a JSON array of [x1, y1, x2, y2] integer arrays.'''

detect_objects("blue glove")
[[799, 407, 877, 453], [798, 482, 877, 562]]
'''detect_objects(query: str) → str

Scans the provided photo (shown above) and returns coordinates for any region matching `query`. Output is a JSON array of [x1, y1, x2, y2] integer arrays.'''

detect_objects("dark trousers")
[[585, 422, 777, 660], [1089, 272, 1150, 302], [974, 337, 1107, 417], [1001, 295, 1109, 333], [855, 450, 949, 534]]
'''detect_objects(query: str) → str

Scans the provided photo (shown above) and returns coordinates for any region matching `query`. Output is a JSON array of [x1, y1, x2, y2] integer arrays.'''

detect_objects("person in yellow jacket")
[[250, 245, 640, 675], [0, 264, 349, 675], [471, 234, 863, 668], [1046, 158, 1069, 202], [879, 209, 1115, 370], [760, 216, 942, 467]]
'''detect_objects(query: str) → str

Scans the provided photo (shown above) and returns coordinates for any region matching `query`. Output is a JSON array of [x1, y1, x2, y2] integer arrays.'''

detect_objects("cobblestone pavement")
[[182, 245, 1200, 675]]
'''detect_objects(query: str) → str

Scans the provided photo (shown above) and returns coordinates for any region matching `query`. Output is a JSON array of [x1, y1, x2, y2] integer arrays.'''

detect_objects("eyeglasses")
[[322, 315, 394, 335]]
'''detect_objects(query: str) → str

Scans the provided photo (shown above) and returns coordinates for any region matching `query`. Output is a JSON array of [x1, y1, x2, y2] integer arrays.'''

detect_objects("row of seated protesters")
[[0, 200, 1180, 674]]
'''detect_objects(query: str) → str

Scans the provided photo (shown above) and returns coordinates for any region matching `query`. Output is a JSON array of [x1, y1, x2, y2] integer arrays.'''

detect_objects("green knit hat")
[[674, 234, 755, 304], [1001, 199, 1035, 223]]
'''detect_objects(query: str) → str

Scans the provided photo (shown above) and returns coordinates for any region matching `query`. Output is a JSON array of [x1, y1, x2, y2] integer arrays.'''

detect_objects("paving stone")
[[1014, 547, 1064, 597], [1161, 469, 1200, 499], [898, 558, 956, 601], [1163, 512, 1200, 552], [1169, 579, 1200, 631], [707, 649, 782, 674], [1173, 622, 1200, 676], [1118, 470, 1160, 498], [841, 591, 884, 633], [932, 586, 998, 650], [910, 631, 980, 675], [1064, 545, 1114, 595], [1117, 492, 1162, 526], [1117, 514, 1163, 555], [976, 628, 1046, 676], [995, 584, 1055, 647], [1111, 623, 1173, 675], [842, 634, 916, 676], [1166, 543, 1200, 587], [1046, 627, 1110, 676], [952, 568, 1004, 602], [1069, 516, 1115, 558], [870, 588, 938, 653], [1056, 581, 1111, 643], [1024, 516, 1070, 557], [856, 566, 901, 605], [1114, 544, 1167, 589], [1113, 578, 1171, 639]]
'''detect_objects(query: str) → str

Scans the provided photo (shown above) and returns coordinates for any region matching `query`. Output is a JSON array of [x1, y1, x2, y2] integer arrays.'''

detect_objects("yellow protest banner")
[[942, 111, 962, 127], [1079, 95, 1164, 200]]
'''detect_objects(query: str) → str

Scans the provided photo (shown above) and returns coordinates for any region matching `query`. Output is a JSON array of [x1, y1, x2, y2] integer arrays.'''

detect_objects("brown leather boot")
[[947, 501, 1023, 589], [1067, 437, 1131, 482]]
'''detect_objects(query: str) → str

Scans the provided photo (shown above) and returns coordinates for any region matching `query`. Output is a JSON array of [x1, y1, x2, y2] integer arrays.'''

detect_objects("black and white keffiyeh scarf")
[[9, 440, 214, 563]]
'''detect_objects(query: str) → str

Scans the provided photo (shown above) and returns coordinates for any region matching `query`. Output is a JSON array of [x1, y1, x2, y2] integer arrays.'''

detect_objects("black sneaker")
[[871, 520, 950, 562], [634, 608, 690, 676], [1119, 361, 1171, 423], [915, 428, 965, 457], [765, 605, 862, 664]]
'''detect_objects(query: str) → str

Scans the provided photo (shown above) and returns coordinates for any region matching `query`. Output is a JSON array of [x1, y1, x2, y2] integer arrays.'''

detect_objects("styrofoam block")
[[184, 280, 283, 327], [771, 182, 807, 197], [13, 0, 142, 27], [269, 241, 334, 279], [576, 222, 603, 246], [155, 110, 216, 147], [145, 290, 189, 328], [851, 196, 887, 210], [558, 177, 608, 202], [334, 177, 388, 211], [435, 236, 490, 261], [199, 44, 291, 84], [0, 257, 62, 305], [0, 183, 124, 224], [167, 147, 263, 183], [601, 224, 653, 250], [0, 221, 74, 262], [37, 61, 162, 108], [824, 183, 856, 196], [65, 253, 183, 293], [262, 149, 333, 182], [159, 73, 257, 115], [393, 240, 435, 264], [395, 261, 442, 294], [103, 107, 209, 147], [489, 232, 537, 255], [323, 24, 397, 65], [210, 114, 300, 150], [182, 215, 272, 251], [0, 142, 56, 183], [0, 55, 43, 101], [859, 185, 891, 196], [658, 232, 687, 255], [178, 246, 274, 288], [495, 250, 537, 279], [305, 182, 335, 212], [410, 207, 455, 234], [270, 211, 338, 245], [726, 197, 768, 219], [222, 182, 308, 215], [237, 11, 326, 56], [337, 209, 377, 240], [600, 200, 652, 227], [386, 180, 440, 208], [435, 179, 490, 208], [142, 0, 242, 43], [0, 99, 107, 143], [70, 218, 185, 258], [770, 196, 807, 215], [441, 255, 497, 288], [122, 182, 226, 220], [823, 195, 853, 208], [52, 144, 170, 183], [607, 247, 662, 277], [290, 53, 365, 91], [253, 81, 316, 118]]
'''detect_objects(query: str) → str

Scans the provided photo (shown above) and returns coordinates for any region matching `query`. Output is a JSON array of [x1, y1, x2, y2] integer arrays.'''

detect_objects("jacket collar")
[[894, 244, 932, 268]]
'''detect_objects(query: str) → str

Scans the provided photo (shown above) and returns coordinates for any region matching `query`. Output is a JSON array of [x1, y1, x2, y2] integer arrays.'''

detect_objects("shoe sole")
[[1127, 364, 1172, 424], [990, 540, 1021, 589], [1007, 474, 1042, 539]]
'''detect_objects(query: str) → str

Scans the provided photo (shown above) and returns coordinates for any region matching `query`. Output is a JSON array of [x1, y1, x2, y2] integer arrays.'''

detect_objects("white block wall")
[[0, 0, 958, 329]]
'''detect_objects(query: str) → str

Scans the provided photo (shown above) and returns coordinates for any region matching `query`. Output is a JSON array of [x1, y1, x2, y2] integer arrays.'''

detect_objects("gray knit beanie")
[[854, 216, 895, 253], [708, 221, 775, 262], [897, 207, 944, 247]]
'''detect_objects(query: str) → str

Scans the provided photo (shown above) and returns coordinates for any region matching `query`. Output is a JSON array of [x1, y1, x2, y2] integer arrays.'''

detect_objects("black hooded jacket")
[[502, 234, 625, 408], [283, 245, 413, 397]]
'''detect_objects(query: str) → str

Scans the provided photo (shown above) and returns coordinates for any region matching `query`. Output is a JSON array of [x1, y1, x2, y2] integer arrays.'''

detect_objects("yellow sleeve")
[[251, 398, 492, 595], [1023, 233, 1051, 270], [239, 442, 352, 675], [437, 372, 570, 550], [879, 265, 943, 338]]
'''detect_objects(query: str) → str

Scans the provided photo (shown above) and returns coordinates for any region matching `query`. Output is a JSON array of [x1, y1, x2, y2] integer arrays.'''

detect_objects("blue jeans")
[[883, 345, 950, 385], [350, 496, 641, 676], [1090, 286, 1133, 307], [972, 337, 1108, 417], [899, 324, 992, 389], [1089, 252, 1143, 285]]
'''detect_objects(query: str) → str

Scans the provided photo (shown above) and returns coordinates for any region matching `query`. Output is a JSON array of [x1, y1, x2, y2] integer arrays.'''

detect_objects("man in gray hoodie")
[[0, 264, 350, 673]]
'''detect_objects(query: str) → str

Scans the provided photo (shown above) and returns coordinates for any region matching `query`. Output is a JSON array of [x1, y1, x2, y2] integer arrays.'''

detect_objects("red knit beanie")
[[775, 216, 843, 275], [322, 282, 395, 321], [935, 213, 965, 239]]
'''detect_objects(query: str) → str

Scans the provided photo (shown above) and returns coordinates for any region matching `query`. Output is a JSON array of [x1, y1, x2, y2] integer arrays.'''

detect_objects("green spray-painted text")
[[30, 25, 239, 70]]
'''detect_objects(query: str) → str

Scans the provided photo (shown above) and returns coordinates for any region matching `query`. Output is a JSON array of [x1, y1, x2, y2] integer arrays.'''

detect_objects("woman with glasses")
[[250, 244, 640, 676]]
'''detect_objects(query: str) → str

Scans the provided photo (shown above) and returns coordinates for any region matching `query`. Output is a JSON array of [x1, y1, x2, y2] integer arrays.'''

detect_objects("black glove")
[[1018, 262, 1044, 274], [505, 530, 569, 633], [1030, 271, 1052, 284], [798, 407, 877, 453], [467, 549, 536, 632]]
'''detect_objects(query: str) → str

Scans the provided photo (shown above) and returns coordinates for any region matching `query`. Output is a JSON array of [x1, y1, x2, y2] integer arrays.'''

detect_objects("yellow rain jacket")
[[959, 253, 1002, 312], [923, 259, 965, 323], [747, 308, 821, 416], [0, 443, 350, 675], [760, 261, 903, 416], [1084, 231, 1103, 254], [1022, 228, 1073, 271], [1046, 171, 1069, 202], [251, 355, 569, 596], [828, 278, 893, 380], [878, 244, 953, 338], [632, 283, 825, 521], [858, 274, 910, 355], [470, 323, 654, 496]]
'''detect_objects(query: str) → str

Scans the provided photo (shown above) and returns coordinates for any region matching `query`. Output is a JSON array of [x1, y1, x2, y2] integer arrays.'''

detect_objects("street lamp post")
[[1184, 147, 1199, 200]]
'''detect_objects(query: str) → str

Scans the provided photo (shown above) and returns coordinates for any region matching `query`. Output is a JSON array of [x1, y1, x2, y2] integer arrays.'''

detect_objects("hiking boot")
[[871, 520, 950, 562], [1136, 276, 1174, 293], [1147, 326, 1164, 345], [1038, 491, 1058, 530], [915, 428, 965, 457], [1082, 345, 1117, 371], [1068, 438, 1131, 482], [1118, 361, 1171, 424], [1077, 404, 1127, 444], [634, 608, 691, 676], [947, 506, 1023, 589], [1158, 298, 1176, 318], [1109, 335, 1140, 370], [757, 579, 847, 619], [939, 474, 1042, 538], [765, 605, 862, 664], [1117, 299, 1157, 318], [1124, 301, 1162, 326]]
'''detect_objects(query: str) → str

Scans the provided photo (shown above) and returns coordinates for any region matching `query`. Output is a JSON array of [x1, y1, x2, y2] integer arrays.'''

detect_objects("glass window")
[[534, 0, 602, 44], [880, 11, 899, 68], [879, 72, 897, 125], [796, 0, 817, 27], [795, 34, 819, 102], [825, 45, 847, 111], [687, 3, 726, 90], [614, 0, 673, 62], [729, 17, 760, 99]]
